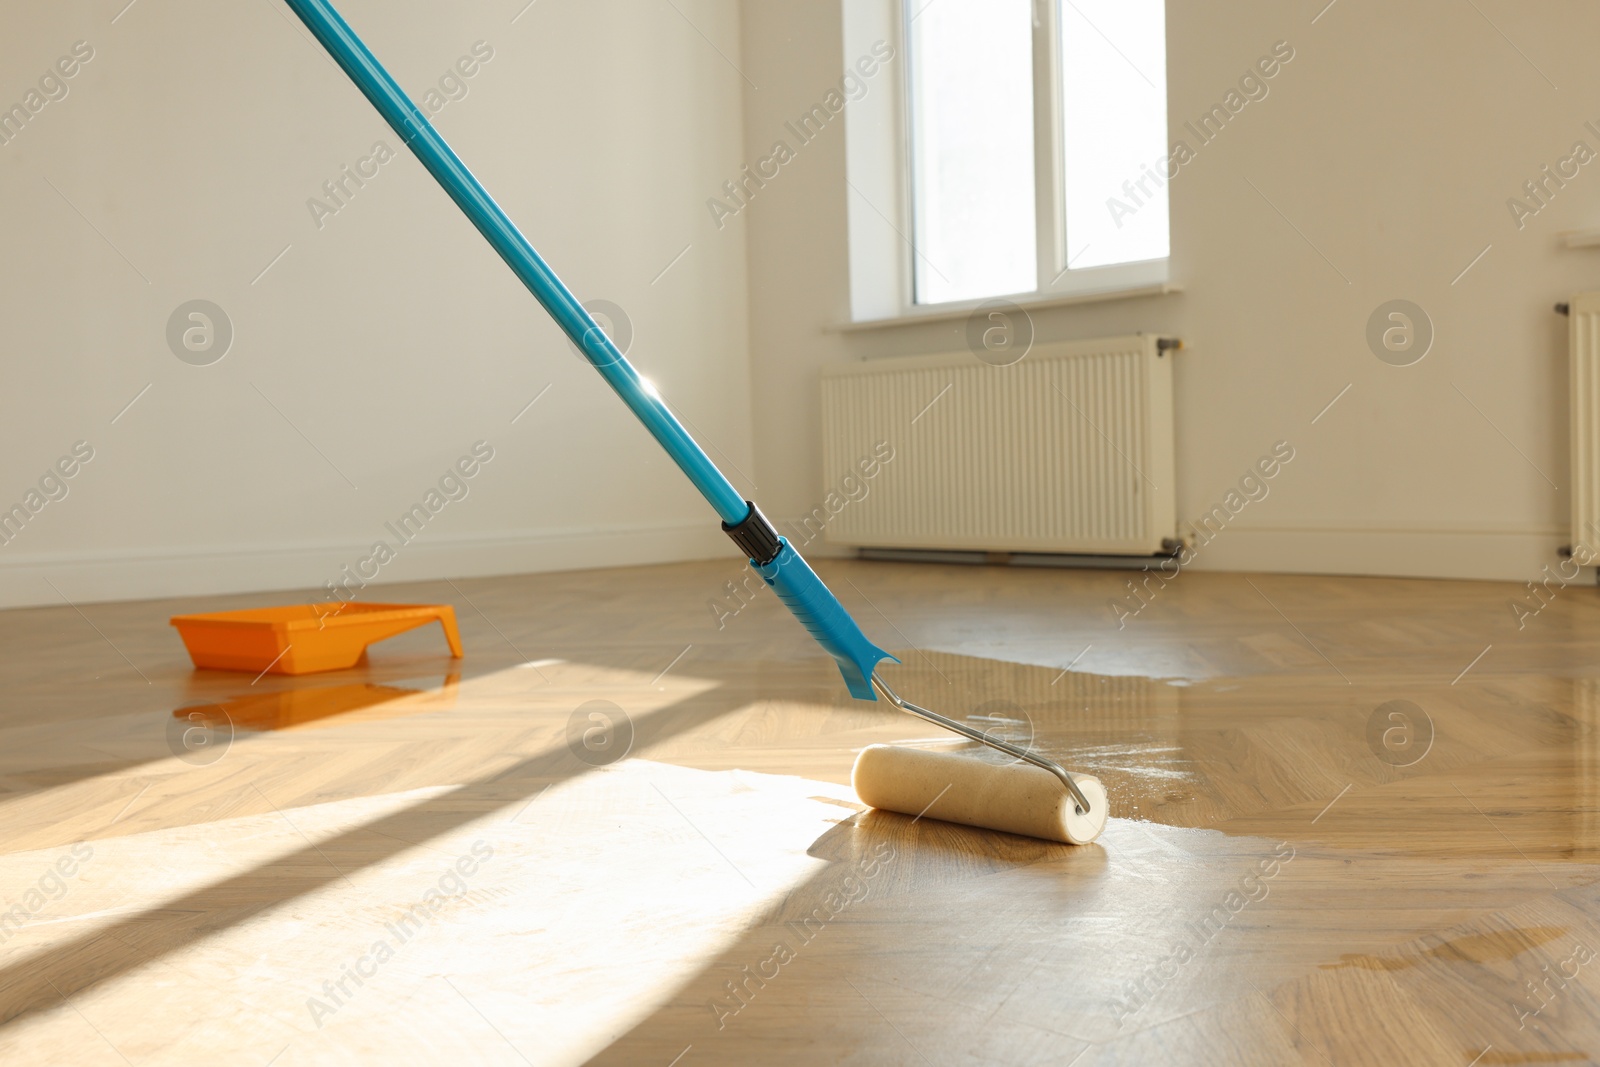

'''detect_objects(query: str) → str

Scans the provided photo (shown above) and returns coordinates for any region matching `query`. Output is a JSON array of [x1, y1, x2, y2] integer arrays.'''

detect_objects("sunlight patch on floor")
[[0, 760, 856, 1066]]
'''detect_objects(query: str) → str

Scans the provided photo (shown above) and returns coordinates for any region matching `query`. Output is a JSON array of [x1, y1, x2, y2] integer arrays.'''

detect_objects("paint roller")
[[281, 0, 1107, 845]]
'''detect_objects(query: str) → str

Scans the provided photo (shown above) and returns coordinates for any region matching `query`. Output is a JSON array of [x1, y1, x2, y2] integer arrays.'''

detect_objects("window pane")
[[1060, 0, 1168, 269], [909, 0, 1036, 305]]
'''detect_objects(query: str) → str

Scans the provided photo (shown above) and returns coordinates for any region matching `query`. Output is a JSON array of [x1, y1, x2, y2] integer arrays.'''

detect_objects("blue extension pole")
[[283, 0, 894, 699]]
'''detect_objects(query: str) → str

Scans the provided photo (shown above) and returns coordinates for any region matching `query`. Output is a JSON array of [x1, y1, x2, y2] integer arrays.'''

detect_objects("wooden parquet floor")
[[1, 558, 1597, 1064]]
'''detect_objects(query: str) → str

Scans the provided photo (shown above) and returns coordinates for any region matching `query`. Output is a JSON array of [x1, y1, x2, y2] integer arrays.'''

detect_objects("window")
[[907, 0, 1036, 305], [905, 0, 1168, 306]]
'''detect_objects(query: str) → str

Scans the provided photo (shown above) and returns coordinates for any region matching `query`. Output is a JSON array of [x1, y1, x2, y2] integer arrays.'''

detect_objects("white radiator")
[[1572, 292, 1600, 553], [819, 334, 1177, 556]]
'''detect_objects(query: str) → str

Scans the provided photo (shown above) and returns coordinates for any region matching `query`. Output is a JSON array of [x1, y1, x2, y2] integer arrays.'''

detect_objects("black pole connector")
[[722, 500, 782, 565]]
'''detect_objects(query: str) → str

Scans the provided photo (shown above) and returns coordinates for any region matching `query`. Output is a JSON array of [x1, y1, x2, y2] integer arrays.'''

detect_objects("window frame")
[[897, 0, 1170, 313]]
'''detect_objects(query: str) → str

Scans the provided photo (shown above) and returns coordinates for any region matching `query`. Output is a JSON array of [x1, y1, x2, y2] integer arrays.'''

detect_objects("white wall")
[[0, 0, 755, 608], [738, 0, 1600, 581], [7, 0, 1597, 608]]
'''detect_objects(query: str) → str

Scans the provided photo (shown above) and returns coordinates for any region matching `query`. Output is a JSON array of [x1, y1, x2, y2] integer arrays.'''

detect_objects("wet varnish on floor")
[[0, 559, 1597, 1065]]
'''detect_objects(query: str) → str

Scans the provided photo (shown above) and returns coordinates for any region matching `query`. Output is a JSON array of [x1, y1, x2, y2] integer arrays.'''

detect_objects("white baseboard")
[[1185, 523, 1570, 582], [0, 520, 1569, 610], [0, 521, 730, 609]]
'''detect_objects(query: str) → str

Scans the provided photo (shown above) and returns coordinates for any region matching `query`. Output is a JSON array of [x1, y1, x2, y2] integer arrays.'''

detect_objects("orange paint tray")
[[169, 602, 463, 675]]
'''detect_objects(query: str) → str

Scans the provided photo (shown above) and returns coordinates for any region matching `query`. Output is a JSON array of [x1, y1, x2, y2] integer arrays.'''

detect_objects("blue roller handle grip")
[[756, 540, 896, 700], [283, 0, 894, 699]]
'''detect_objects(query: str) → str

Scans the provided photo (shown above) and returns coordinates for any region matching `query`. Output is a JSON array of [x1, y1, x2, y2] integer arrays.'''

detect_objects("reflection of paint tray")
[[169, 603, 463, 675], [172, 674, 459, 732]]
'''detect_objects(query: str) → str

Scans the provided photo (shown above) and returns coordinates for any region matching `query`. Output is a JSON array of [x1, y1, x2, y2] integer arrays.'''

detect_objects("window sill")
[[830, 282, 1182, 335]]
